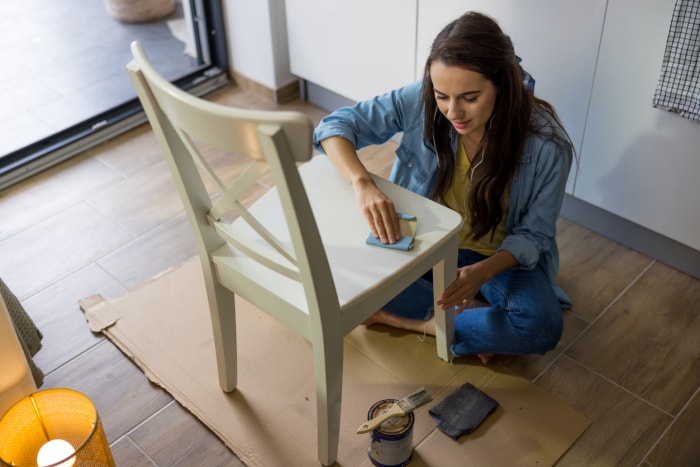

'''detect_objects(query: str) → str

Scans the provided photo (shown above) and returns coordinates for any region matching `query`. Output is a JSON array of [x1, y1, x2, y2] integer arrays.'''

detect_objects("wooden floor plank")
[[110, 436, 158, 467], [556, 219, 653, 323], [127, 402, 246, 467], [41, 340, 173, 443], [97, 214, 197, 290], [647, 390, 700, 465], [22, 264, 127, 374], [537, 356, 671, 466], [566, 261, 700, 415], [0, 202, 133, 299]]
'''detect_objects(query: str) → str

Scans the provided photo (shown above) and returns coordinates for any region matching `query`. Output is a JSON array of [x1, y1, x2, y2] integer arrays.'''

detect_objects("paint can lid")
[[368, 399, 414, 435]]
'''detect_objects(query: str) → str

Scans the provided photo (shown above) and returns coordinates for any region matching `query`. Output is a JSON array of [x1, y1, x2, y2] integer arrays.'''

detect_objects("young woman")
[[313, 11, 574, 363]]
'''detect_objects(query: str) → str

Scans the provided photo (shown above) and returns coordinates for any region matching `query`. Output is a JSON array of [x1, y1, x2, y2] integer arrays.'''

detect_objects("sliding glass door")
[[0, 0, 228, 189]]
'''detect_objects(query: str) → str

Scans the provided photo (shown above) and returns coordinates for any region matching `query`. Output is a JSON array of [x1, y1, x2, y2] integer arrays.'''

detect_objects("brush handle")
[[356, 403, 405, 434]]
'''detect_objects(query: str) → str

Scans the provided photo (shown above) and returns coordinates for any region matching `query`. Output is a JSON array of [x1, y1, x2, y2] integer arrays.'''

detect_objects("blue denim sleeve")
[[312, 81, 423, 153], [499, 136, 573, 270]]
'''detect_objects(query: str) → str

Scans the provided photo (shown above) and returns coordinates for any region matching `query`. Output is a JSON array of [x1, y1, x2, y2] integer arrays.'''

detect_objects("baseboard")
[[303, 80, 355, 111], [561, 194, 699, 279], [231, 71, 300, 104]]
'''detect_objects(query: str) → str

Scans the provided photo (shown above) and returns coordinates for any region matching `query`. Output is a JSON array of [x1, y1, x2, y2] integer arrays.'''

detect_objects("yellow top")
[[443, 140, 508, 256]]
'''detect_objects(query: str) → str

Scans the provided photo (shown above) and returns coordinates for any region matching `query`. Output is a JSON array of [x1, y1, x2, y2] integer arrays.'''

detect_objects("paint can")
[[367, 399, 414, 467]]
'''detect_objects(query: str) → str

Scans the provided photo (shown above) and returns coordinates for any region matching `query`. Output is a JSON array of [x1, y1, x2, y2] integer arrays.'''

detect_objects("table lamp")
[[0, 388, 115, 466]]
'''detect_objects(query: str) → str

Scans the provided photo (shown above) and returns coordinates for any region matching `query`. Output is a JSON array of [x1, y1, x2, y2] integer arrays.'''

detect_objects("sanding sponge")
[[429, 382, 498, 439]]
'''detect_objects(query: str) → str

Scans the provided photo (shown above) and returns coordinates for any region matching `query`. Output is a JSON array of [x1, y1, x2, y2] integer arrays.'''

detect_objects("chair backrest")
[[126, 41, 340, 321]]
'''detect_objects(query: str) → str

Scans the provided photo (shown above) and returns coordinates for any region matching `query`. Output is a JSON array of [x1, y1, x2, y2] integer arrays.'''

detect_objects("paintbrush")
[[357, 388, 432, 433]]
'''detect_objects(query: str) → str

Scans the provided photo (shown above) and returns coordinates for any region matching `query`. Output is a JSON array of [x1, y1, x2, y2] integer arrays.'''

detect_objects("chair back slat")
[[212, 222, 301, 281], [208, 161, 268, 220], [215, 203, 297, 266]]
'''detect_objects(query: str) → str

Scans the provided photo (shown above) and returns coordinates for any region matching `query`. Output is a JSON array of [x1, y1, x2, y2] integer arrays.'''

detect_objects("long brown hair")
[[420, 11, 571, 241]]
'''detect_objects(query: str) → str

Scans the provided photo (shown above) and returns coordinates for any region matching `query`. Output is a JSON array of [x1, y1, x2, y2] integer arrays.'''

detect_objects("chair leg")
[[312, 336, 344, 466], [205, 273, 238, 393], [432, 251, 458, 361]]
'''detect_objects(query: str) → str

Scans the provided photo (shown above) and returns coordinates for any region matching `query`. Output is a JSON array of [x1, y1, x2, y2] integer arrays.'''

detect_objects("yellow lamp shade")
[[0, 388, 114, 467]]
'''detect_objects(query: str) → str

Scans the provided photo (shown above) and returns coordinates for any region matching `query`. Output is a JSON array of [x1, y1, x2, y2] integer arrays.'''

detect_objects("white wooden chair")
[[127, 41, 462, 466]]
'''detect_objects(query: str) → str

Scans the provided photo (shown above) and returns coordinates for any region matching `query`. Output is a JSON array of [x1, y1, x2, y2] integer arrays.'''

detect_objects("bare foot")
[[363, 310, 399, 328], [362, 311, 382, 328], [477, 352, 494, 364], [363, 308, 495, 363], [363, 310, 435, 335]]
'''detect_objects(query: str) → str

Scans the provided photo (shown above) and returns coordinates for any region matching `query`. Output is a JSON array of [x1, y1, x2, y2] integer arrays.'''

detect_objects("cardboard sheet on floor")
[[80, 257, 589, 466]]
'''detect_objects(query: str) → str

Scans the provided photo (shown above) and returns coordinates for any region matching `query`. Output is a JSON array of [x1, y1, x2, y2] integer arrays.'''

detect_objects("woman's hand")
[[438, 250, 519, 313], [437, 264, 486, 313], [320, 136, 401, 243], [353, 178, 401, 244]]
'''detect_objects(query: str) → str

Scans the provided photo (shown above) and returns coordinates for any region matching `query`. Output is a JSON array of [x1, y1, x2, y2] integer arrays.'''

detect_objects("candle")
[[36, 439, 75, 467]]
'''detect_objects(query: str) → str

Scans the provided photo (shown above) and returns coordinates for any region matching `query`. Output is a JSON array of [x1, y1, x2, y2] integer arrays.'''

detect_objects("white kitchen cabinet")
[[285, 0, 417, 102], [576, 0, 700, 251]]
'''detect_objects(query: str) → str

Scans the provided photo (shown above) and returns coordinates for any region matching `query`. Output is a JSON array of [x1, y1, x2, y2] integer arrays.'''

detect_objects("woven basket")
[[104, 0, 176, 24]]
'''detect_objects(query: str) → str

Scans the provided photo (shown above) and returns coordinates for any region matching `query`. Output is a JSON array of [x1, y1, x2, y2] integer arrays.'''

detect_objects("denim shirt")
[[313, 80, 573, 307]]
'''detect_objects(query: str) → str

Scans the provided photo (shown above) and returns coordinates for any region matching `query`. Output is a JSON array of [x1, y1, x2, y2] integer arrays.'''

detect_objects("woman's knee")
[[519, 303, 563, 354]]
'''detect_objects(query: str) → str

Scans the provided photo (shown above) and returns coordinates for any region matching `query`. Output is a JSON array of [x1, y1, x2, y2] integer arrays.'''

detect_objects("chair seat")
[[222, 155, 463, 332]]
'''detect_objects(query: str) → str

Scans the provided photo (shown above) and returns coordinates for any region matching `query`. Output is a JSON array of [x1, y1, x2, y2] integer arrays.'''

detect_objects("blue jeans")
[[383, 249, 563, 357]]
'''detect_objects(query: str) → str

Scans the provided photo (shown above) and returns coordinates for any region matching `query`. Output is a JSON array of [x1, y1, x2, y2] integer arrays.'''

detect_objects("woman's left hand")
[[437, 250, 519, 313], [437, 265, 486, 314]]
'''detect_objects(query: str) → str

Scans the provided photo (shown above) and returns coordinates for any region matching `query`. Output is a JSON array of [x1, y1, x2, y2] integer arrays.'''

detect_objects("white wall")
[[223, 0, 297, 90]]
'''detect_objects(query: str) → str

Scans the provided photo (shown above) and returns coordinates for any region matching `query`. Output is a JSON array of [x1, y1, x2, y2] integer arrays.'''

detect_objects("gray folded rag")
[[429, 382, 498, 439]]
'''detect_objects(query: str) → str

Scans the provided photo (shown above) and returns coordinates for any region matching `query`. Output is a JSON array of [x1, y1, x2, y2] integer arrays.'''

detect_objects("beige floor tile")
[[86, 158, 183, 237], [0, 153, 122, 242], [91, 125, 165, 178], [23, 264, 127, 373], [127, 402, 245, 467], [556, 219, 653, 322], [646, 389, 700, 465], [96, 214, 197, 290], [211, 86, 280, 111], [0, 202, 133, 299], [110, 436, 158, 467], [537, 356, 671, 466], [357, 141, 398, 179], [41, 340, 173, 443], [566, 261, 700, 416]]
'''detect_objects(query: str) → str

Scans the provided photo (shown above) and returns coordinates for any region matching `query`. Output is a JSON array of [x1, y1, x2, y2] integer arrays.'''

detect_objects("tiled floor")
[[0, 0, 195, 156], [1, 85, 699, 466]]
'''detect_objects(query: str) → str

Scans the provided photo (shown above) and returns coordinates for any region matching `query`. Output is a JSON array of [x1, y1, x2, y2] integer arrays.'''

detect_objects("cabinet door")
[[576, 0, 700, 250], [286, 0, 417, 101]]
